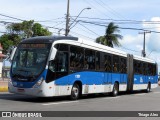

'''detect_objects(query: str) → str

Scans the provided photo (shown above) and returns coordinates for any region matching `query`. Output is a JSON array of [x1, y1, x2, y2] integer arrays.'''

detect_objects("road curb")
[[0, 87, 8, 92]]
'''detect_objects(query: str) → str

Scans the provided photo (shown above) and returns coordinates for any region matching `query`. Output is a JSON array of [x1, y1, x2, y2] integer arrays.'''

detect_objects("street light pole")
[[139, 31, 151, 57], [65, 0, 70, 36], [69, 7, 91, 29], [65, 0, 91, 36], [147, 50, 156, 57]]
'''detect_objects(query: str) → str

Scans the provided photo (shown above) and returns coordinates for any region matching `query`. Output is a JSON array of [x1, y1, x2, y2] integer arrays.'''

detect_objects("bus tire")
[[146, 83, 151, 93], [112, 83, 119, 97], [70, 83, 80, 100]]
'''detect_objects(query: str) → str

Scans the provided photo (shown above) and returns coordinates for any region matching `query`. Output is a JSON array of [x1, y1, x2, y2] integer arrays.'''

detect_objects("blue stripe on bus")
[[54, 71, 128, 85], [134, 75, 158, 84]]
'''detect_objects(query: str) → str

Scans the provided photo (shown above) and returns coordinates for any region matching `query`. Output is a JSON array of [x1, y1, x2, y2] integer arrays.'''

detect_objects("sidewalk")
[[0, 78, 9, 92]]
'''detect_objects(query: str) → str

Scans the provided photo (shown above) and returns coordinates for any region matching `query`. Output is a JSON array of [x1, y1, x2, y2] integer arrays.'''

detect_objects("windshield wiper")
[[17, 69, 30, 72]]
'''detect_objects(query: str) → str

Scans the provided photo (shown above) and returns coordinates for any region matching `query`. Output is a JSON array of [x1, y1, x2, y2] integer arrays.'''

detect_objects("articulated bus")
[[9, 36, 158, 100]]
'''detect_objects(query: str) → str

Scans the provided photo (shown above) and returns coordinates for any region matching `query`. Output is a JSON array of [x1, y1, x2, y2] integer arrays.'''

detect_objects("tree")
[[0, 20, 52, 54], [96, 22, 123, 48], [32, 23, 52, 37], [96, 36, 106, 45], [0, 34, 21, 54], [6, 20, 52, 39]]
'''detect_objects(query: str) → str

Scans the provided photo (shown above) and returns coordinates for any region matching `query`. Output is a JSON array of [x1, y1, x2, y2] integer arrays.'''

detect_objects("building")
[[0, 43, 6, 77]]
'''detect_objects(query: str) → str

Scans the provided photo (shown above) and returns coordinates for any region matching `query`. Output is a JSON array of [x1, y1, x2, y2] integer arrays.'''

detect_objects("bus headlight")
[[33, 77, 44, 88]]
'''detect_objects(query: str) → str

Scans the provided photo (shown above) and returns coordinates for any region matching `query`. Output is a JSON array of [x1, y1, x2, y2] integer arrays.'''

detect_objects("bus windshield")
[[11, 43, 51, 81]]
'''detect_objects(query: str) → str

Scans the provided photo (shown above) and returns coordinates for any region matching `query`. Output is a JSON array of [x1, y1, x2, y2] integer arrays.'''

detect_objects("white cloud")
[[120, 17, 160, 53], [119, 17, 160, 71], [143, 17, 160, 52], [119, 34, 143, 56]]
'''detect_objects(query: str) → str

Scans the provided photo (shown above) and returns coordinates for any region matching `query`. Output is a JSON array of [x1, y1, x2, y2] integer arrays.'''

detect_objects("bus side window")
[[120, 58, 126, 73], [104, 54, 112, 72], [70, 46, 84, 71], [113, 55, 119, 73], [151, 64, 156, 76], [95, 52, 100, 70], [57, 52, 68, 72], [84, 49, 95, 70], [137, 61, 141, 74], [140, 62, 143, 74], [143, 63, 147, 75]]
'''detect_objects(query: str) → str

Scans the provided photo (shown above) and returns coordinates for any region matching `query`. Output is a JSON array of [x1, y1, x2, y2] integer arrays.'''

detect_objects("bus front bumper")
[[8, 81, 54, 97]]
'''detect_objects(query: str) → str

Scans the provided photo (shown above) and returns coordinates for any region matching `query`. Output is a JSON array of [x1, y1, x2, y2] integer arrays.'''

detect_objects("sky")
[[1, 0, 160, 70]]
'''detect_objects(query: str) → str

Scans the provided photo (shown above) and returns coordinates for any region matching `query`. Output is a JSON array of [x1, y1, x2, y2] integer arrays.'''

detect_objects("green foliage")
[[0, 20, 52, 54], [6, 20, 52, 39], [21, 20, 34, 38], [32, 23, 52, 37], [96, 22, 123, 48], [96, 36, 107, 45], [0, 34, 14, 54]]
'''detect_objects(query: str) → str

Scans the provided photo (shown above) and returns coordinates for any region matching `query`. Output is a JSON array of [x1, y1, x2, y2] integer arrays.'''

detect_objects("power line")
[[70, 16, 160, 24], [78, 22, 100, 36], [0, 13, 24, 21], [0, 13, 66, 23], [93, 0, 124, 19], [121, 46, 140, 53], [71, 24, 99, 37], [77, 20, 160, 33], [35, 17, 65, 22], [83, 0, 112, 19], [70, 31, 95, 41]]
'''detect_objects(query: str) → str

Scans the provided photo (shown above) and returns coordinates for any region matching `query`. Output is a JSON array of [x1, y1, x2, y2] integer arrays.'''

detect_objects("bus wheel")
[[70, 83, 80, 100], [112, 83, 119, 97], [146, 83, 151, 93]]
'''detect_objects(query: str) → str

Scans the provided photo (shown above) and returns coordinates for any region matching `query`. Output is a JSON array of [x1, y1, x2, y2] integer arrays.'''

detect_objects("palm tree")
[[96, 36, 106, 45], [96, 22, 123, 48]]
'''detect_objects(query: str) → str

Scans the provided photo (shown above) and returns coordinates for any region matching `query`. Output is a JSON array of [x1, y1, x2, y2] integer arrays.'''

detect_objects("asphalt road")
[[1, 86, 160, 120]]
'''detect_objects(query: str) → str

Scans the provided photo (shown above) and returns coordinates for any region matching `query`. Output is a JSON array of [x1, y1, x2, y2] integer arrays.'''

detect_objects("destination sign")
[[20, 44, 47, 48]]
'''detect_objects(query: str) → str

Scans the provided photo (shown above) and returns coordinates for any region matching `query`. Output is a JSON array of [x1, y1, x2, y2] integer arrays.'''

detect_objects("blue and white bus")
[[9, 36, 158, 100]]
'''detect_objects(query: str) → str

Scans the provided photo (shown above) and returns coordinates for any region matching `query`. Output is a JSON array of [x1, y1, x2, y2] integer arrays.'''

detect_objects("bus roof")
[[80, 38, 127, 57], [21, 36, 78, 44], [133, 55, 156, 63]]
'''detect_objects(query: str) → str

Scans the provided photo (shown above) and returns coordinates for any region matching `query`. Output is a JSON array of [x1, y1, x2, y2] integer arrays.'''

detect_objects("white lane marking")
[[0, 92, 10, 94], [134, 93, 146, 96], [102, 96, 120, 99], [153, 92, 160, 94], [42, 101, 79, 106]]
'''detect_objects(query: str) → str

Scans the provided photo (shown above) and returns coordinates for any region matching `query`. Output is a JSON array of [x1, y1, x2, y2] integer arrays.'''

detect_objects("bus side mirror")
[[49, 48, 57, 61], [10, 47, 17, 62]]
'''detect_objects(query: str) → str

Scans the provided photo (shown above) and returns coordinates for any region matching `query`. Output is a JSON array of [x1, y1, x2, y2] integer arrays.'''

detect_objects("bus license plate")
[[17, 88, 25, 92]]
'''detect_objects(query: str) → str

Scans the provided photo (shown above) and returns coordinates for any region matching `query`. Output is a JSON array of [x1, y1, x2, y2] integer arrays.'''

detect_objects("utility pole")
[[65, 0, 70, 36], [139, 31, 151, 57]]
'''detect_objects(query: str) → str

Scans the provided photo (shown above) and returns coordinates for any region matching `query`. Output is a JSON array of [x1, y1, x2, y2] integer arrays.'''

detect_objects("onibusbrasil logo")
[[2, 112, 42, 118]]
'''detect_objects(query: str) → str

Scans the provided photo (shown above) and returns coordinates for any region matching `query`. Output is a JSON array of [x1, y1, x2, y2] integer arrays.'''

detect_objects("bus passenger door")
[[47, 51, 69, 84]]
